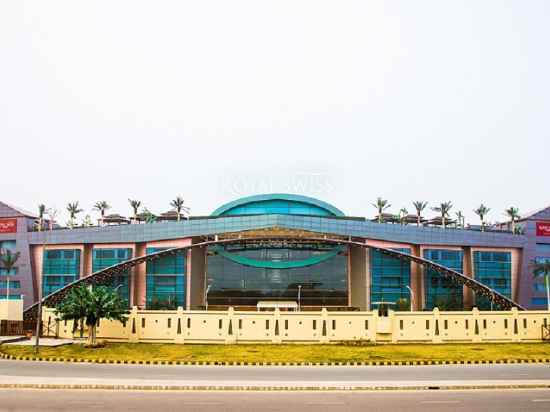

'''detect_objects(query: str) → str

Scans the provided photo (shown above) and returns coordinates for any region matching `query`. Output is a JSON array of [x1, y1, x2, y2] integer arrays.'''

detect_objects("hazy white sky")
[[1, 1, 549, 225]]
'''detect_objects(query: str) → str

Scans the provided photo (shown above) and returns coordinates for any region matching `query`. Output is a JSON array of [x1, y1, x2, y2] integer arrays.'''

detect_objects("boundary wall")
[[41, 307, 550, 344]]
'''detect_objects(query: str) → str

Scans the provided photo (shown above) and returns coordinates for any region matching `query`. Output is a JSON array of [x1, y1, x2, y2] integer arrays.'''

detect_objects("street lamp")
[[405, 285, 414, 311], [205, 284, 212, 311]]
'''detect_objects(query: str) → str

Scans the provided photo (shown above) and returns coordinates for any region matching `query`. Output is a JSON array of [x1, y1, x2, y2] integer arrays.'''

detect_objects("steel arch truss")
[[24, 237, 525, 321]]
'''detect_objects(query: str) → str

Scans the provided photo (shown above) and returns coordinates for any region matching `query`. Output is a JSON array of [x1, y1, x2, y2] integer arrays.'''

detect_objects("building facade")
[[1, 194, 549, 312]]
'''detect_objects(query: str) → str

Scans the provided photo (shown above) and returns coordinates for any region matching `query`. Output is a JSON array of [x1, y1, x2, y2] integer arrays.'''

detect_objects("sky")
[[1, 1, 549, 226]]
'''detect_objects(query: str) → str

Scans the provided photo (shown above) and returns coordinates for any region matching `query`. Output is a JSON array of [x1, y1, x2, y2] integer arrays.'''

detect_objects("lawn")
[[2, 342, 550, 363]]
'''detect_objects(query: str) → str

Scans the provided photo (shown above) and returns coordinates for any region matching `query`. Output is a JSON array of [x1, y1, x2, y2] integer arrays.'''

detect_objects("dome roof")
[[211, 193, 344, 217]]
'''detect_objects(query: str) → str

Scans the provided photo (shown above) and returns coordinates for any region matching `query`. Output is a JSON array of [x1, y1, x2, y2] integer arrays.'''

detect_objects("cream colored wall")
[[0, 299, 23, 321], [42, 307, 550, 344]]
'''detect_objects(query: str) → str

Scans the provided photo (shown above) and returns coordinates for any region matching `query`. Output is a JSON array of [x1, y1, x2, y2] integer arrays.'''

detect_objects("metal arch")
[[24, 237, 525, 321]]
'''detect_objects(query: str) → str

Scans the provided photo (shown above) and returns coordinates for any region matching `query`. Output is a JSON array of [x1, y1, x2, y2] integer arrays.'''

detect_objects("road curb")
[[1, 383, 550, 391], [1, 352, 550, 367]]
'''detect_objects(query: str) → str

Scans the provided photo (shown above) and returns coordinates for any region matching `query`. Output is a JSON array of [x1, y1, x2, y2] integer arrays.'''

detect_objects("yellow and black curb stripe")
[[1, 352, 550, 367], [0, 383, 550, 391]]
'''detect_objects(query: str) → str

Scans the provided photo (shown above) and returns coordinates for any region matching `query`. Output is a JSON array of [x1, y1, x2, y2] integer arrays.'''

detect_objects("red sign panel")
[[536, 222, 550, 237], [0, 218, 17, 233]]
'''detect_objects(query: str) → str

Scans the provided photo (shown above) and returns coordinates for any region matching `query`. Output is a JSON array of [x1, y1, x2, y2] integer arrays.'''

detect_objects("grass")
[[2, 342, 550, 364]]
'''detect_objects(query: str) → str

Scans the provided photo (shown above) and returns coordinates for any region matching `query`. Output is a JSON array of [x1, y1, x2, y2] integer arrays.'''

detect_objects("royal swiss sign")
[[536, 222, 550, 237], [0, 218, 17, 233]]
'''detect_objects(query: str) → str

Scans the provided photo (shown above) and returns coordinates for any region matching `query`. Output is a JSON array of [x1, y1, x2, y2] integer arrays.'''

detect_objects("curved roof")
[[211, 193, 345, 217]]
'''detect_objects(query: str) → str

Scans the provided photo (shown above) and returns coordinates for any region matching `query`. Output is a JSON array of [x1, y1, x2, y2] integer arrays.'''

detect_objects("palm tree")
[[46, 208, 58, 231], [93, 201, 111, 225], [412, 201, 428, 226], [504, 206, 520, 234], [170, 196, 190, 221], [455, 211, 465, 228], [37, 204, 46, 232], [128, 199, 141, 223], [55, 285, 129, 346], [372, 197, 391, 223], [0, 250, 20, 300], [474, 204, 491, 232], [533, 260, 550, 311], [398, 208, 408, 225], [432, 201, 453, 228], [66, 202, 83, 229], [142, 208, 157, 224]]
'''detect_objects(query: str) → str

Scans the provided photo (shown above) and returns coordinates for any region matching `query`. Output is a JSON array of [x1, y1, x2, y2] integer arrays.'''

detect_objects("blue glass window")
[[92, 248, 132, 306], [370, 248, 411, 309], [145, 248, 185, 309], [423, 249, 463, 310], [42, 249, 81, 296], [473, 251, 511, 310]]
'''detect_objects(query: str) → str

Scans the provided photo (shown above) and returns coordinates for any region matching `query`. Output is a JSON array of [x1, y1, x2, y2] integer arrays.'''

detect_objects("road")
[[1, 360, 550, 389], [1, 389, 550, 411]]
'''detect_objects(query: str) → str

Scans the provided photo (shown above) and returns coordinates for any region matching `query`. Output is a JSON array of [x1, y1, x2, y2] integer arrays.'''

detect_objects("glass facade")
[[423, 249, 464, 310], [370, 248, 411, 309], [92, 248, 132, 305], [42, 249, 81, 296], [206, 243, 348, 306], [0, 280, 20, 289], [473, 251, 512, 310], [145, 248, 185, 309]]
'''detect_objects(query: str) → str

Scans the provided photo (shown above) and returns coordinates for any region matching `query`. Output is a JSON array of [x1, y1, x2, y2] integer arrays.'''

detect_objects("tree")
[[432, 201, 453, 228], [37, 204, 46, 232], [0, 250, 20, 300], [474, 204, 491, 232], [128, 199, 141, 223], [55, 285, 129, 347], [46, 208, 58, 231], [66, 202, 83, 229], [395, 297, 411, 311], [142, 208, 157, 224], [170, 196, 190, 221], [455, 211, 465, 228], [412, 201, 428, 226], [372, 197, 391, 223], [93, 201, 111, 225], [505, 207, 520, 234], [398, 208, 408, 225], [533, 260, 550, 311]]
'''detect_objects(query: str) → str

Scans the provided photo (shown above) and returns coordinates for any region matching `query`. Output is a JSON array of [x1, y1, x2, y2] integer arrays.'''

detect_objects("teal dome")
[[211, 194, 344, 217]]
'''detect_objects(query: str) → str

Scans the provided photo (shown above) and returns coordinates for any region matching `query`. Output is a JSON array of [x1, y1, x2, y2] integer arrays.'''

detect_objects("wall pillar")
[[410, 245, 422, 311], [133, 243, 147, 309], [349, 246, 367, 310]]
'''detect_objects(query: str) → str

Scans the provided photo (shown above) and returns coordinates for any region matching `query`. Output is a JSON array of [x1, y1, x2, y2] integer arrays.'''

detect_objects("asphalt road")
[[1, 360, 550, 389], [1, 389, 550, 411]]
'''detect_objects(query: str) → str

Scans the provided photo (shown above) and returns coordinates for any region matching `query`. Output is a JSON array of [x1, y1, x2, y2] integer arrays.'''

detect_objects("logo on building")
[[536, 222, 550, 237], [0, 218, 17, 233]]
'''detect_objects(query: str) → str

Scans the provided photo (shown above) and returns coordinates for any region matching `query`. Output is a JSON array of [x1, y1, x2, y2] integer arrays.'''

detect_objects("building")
[[0, 194, 549, 315]]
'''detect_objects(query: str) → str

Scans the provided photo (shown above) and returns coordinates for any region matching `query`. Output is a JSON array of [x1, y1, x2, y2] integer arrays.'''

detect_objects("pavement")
[[1, 389, 550, 411], [0, 336, 25, 344], [1, 359, 550, 390], [3, 337, 73, 347]]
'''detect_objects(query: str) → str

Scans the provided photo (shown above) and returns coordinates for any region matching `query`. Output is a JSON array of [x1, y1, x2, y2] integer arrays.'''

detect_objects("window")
[[146, 248, 185, 309], [42, 249, 81, 296], [534, 283, 547, 292], [92, 248, 132, 306], [0, 280, 21, 289], [531, 297, 548, 306], [473, 251, 512, 310], [423, 249, 463, 310], [370, 248, 411, 308], [536, 244, 550, 254]]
